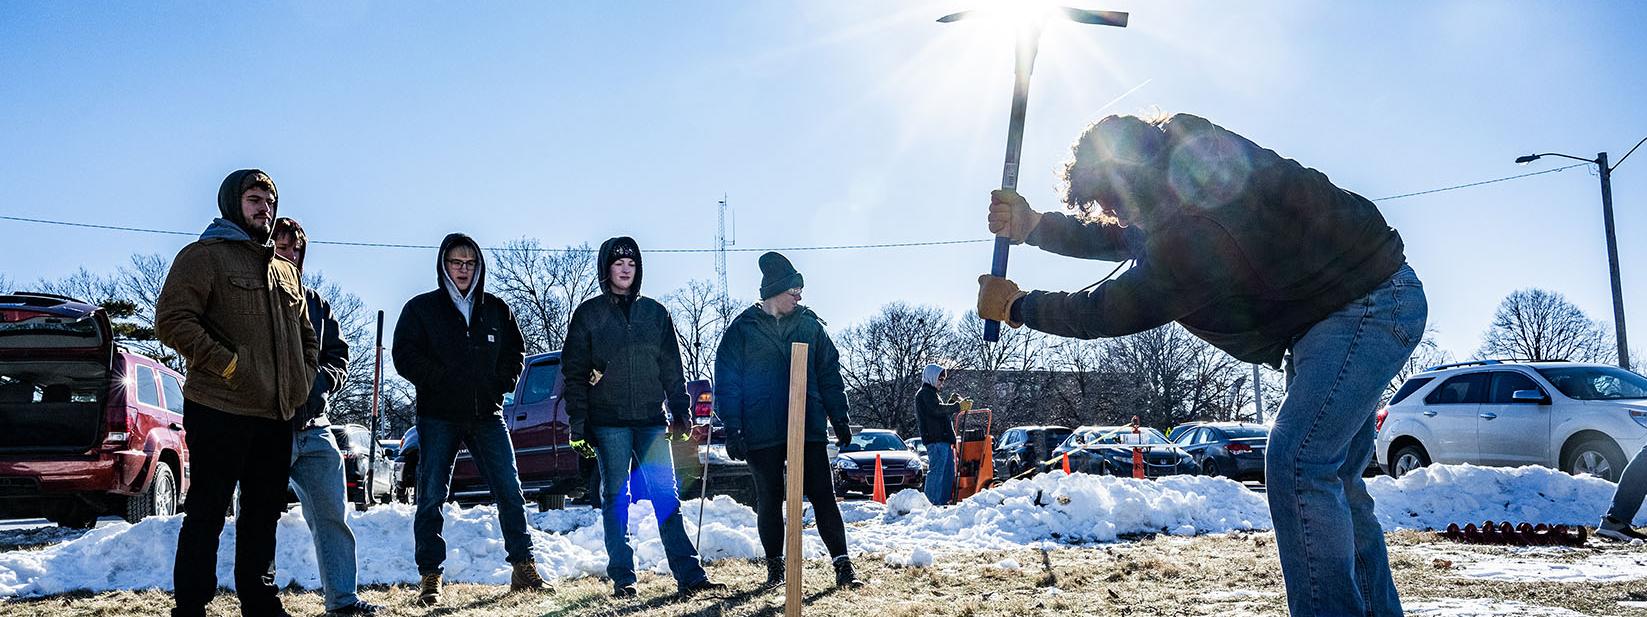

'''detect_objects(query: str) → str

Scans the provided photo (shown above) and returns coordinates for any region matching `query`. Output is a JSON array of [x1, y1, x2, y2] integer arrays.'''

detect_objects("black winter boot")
[[832, 556, 863, 588], [762, 557, 785, 587]]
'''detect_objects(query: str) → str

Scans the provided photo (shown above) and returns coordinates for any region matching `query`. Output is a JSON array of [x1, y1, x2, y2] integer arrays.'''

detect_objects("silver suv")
[[1376, 360, 1647, 481]]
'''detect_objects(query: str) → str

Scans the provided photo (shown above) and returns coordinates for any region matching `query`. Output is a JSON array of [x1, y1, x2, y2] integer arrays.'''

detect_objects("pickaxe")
[[939, 5, 1128, 342]]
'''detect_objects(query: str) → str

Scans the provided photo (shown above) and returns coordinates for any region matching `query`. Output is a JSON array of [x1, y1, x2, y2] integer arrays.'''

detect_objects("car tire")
[[1564, 437, 1627, 483], [126, 463, 178, 523], [1389, 443, 1430, 478], [51, 505, 99, 529], [1202, 458, 1223, 478]]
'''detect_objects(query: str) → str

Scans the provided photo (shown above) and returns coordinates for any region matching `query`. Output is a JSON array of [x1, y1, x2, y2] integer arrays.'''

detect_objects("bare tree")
[[664, 279, 726, 381], [116, 254, 182, 370], [838, 302, 956, 435], [1385, 327, 1454, 403], [489, 239, 599, 354], [0, 273, 13, 293], [1098, 323, 1247, 428], [304, 270, 380, 427], [1478, 288, 1615, 363]]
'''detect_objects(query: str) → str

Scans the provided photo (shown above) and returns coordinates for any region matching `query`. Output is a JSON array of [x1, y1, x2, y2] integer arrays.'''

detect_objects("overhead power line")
[[0, 162, 1595, 253]]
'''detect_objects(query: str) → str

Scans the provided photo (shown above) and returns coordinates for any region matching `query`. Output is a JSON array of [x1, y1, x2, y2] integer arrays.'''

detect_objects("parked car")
[[0, 292, 189, 528], [1053, 425, 1198, 478], [1171, 422, 1268, 481], [1377, 360, 1647, 481], [832, 429, 925, 496], [329, 424, 395, 506], [994, 425, 1073, 479]]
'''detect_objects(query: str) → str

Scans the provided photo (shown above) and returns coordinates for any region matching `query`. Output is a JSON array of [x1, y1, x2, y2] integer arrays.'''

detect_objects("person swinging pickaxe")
[[938, 4, 1128, 342]]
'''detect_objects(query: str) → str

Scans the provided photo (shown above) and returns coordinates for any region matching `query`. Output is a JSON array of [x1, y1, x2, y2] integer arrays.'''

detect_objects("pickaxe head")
[[937, 6, 1128, 28]]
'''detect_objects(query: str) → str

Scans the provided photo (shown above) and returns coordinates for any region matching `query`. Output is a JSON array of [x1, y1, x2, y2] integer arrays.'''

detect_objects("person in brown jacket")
[[156, 169, 319, 617]]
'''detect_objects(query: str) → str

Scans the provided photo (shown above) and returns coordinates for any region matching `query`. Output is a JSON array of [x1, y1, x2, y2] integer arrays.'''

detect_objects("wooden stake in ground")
[[785, 342, 809, 617]]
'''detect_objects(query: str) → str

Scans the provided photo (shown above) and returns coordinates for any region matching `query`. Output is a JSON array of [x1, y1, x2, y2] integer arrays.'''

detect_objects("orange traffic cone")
[[872, 454, 887, 503], [1061, 452, 1071, 474], [1131, 447, 1145, 479]]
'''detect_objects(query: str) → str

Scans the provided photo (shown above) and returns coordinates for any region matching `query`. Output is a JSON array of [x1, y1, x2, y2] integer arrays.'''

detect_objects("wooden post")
[[784, 342, 809, 617]]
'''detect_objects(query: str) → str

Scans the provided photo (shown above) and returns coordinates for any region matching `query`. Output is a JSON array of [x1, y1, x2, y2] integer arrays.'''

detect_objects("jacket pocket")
[[226, 276, 269, 315]]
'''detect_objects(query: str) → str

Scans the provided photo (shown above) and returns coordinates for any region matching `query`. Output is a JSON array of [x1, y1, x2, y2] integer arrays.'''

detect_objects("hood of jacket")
[[436, 232, 486, 302], [597, 236, 643, 298], [216, 169, 278, 245], [922, 364, 945, 387], [200, 218, 253, 242]]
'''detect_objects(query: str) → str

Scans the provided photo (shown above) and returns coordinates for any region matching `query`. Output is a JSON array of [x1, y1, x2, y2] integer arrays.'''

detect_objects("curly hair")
[[1056, 112, 1170, 224]]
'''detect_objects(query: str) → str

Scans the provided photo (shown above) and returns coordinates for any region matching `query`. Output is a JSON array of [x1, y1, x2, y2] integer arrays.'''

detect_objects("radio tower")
[[715, 196, 735, 319]]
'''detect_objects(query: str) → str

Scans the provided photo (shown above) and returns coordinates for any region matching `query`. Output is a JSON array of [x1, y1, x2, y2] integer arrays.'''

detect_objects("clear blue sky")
[[2, 1, 1644, 363]]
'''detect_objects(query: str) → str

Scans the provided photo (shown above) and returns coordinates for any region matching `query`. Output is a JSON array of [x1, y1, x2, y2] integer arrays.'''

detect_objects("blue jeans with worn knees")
[[1266, 264, 1425, 617], [592, 424, 709, 588], [289, 425, 360, 611], [925, 442, 955, 506], [413, 415, 535, 575], [1607, 443, 1647, 525]]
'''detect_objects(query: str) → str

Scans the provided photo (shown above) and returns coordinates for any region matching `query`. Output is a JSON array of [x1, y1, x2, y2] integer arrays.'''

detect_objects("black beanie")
[[758, 251, 804, 300]]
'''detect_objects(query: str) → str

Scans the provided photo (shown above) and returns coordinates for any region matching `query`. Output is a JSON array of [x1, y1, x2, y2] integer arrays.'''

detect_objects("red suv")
[[0, 293, 189, 528]]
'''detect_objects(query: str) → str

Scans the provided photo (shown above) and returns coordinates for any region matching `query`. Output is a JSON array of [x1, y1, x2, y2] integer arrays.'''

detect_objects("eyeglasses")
[[445, 259, 478, 272], [785, 288, 803, 298]]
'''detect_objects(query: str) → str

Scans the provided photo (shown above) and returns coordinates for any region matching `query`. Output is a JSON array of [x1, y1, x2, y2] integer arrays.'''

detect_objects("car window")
[[1389, 377, 1433, 405], [1198, 428, 1220, 445], [1488, 372, 1543, 403], [1099, 428, 1169, 445], [1222, 426, 1269, 439], [1537, 366, 1647, 401], [1001, 430, 1023, 447], [520, 361, 561, 406], [844, 432, 907, 452], [160, 372, 185, 414], [1424, 373, 1490, 405], [134, 365, 161, 408], [1171, 428, 1197, 445]]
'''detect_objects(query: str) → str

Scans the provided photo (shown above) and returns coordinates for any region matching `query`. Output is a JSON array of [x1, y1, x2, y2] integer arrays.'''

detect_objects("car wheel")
[[1202, 458, 1223, 478], [1565, 437, 1627, 482], [126, 463, 178, 523], [1389, 444, 1430, 478], [52, 505, 99, 529]]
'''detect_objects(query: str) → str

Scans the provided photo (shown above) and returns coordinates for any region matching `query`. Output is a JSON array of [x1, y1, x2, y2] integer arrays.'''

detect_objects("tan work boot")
[[511, 559, 548, 591], [417, 572, 443, 606]]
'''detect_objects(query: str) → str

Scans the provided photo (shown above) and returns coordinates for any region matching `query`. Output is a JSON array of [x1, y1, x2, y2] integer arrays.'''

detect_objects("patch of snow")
[[989, 558, 1020, 571], [1454, 549, 1647, 583], [1404, 598, 1591, 616], [1367, 464, 1643, 530], [1199, 589, 1279, 601], [884, 546, 934, 568]]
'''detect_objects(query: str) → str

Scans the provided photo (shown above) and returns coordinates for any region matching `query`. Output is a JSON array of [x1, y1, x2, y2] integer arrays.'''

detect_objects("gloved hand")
[[724, 430, 747, 462], [988, 189, 1042, 244], [977, 275, 1027, 328], [569, 438, 596, 459], [834, 425, 853, 451]]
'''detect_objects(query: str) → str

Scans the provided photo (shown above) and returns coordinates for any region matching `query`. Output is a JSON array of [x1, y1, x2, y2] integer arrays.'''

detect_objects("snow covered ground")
[[1, 463, 1643, 598]]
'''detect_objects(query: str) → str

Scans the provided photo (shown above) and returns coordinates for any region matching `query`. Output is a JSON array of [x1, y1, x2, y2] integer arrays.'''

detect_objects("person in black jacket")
[[975, 113, 1425, 617], [562, 236, 723, 598], [391, 233, 543, 606], [914, 363, 965, 506], [714, 252, 863, 589], [272, 218, 380, 615]]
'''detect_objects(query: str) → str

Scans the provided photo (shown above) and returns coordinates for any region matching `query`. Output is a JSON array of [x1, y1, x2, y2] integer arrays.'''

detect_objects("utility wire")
[[0, 162, 1598, 253]]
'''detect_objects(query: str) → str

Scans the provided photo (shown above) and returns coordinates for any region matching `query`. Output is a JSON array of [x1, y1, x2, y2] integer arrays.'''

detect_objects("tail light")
[[346, 481, 358, 489], [103, 432, 130, 447], [1376, 407, 1390, 432], [1227, 443, 1252, 454], [694, 392, 713, 417]]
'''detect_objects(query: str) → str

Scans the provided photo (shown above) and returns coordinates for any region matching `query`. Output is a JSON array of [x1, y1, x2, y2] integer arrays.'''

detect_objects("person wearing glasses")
[[713, 252, 862, 589], [390, 233, 542, 605]]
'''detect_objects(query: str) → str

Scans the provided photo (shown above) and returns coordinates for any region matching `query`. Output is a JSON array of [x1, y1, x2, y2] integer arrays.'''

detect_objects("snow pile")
[[1365, 464, 1643, 530], [1, 464, 1641, 597]]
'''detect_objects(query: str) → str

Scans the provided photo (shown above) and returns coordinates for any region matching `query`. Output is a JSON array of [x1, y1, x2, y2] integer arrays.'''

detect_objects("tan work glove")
[[988, 189, 1042, 244], [977, 275, 1027, 328]]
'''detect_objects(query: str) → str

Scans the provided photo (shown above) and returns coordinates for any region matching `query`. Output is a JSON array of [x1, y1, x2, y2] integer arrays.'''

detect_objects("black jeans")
[[172, 401, 294, 617], [746, 442, 848, 560]]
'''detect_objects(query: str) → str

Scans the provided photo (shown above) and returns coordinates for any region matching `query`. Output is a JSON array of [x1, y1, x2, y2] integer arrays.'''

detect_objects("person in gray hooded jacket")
[[562, 236, 723, 598]]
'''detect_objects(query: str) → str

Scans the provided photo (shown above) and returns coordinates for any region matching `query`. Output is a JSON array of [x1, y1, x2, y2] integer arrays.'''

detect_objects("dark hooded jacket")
[[562, 237, 691, 441], [277, 237, 352, 426], [915, 384, 960, 446], [391, 233, 526, 421], [1017, 114, 1406, 367], [713, 304, 851, 452]]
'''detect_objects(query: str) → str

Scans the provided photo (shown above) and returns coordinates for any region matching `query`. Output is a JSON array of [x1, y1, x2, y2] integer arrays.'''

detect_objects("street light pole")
[[1517, 140, 1643, 371]]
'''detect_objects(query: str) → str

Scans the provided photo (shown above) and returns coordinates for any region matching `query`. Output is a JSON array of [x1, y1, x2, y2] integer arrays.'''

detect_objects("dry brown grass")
[[7, 531, 1647, 616]]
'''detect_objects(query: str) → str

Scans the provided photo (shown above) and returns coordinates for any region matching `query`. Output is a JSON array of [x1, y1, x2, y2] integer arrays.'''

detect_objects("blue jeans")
[[591, 424, 708, 588], [1266, 264, 1425, 617], [414, 415, 534, 575], [1608, 443, 1647, 524], [289, 425, 360, 611], [924, 442, 955, 506]]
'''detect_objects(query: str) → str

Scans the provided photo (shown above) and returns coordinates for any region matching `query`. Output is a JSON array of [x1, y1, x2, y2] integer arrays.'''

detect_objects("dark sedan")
[[1171, 422, 1269, 481], [832, 429, 925, 496], [1057, 426, 1198, 478]]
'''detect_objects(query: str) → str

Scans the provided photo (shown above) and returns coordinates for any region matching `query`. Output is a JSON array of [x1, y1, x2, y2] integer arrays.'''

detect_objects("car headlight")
[[835, 459, 859, 470]]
